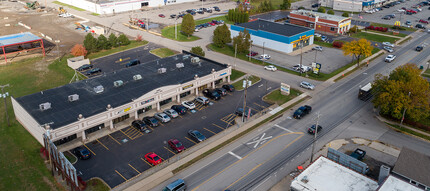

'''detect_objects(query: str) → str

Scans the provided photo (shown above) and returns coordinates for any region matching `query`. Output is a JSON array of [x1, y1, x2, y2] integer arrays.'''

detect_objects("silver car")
[[154, 113, 171, 123], [195, 96, 209, 105], [383, 46, 394, 53], [300, 81, 315, 90], [164, 109, 179, 118]]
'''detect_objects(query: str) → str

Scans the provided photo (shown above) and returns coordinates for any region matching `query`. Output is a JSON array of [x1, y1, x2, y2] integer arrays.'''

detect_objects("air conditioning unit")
[[94, 85, 104, 94], [182, 54, 190, 60], [68, 94, 79, 102], [133, 74, 142, 81], [176, 63, 184, 69], [39, 102, 52, 111], [114, 80, 124, 87], [157, 68, 167, 74], [191, 57, 200, 63]]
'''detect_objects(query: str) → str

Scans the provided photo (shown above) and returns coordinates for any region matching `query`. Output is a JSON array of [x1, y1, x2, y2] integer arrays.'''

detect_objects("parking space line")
[[253, 103, 266, 109], [83, 144, 96, 156], [204, 128, 217, 135], [164, 146, 176, 155], [141, 157, 153, 167], [128, 164, 141, 174], [228, 151, 242, 160], [185, 137, 197, 144], [159, 156, 165, 161], [212, 123, 225, 130], [115, 170, 127, 181], [108, 134, 121, 145], [96, 139, 109, 150], [178, 115, 183, 118], [248, 106, 259, 112], [120, 129, 133, 140], [159, 123, 165, 127]]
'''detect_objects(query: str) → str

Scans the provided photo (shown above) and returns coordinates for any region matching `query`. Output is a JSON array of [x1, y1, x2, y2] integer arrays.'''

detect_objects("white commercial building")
[[379, 175, 424, 191]]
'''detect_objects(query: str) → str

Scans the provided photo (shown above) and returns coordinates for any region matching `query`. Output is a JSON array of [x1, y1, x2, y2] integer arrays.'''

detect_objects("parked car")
[[77, 64, 93, 71], [416, 45, 424, 51], [215, 88, 227, 96], [383, 46, 394, 53], [213, 6, 220, 11], [164, 109, 179, 118], [154, 113, 171, 123], [382, 15, 391, 20], [416, 24, 426, 29], [73, 147, 91, 160], [300, 81, 315, 90], [145, 152, 162, 165], [419, 19, 429, 24], [350, 148, 366, 161], [181, 101, 196, 110], [307, 124, 322, 135], [86, 68, 101, 75], [292, 64, 312, 72], [312, 46, 323, 51], [397, 9, 405, 12], [405, 20, 412, 26], [125, 59, 140, 67], [170, 14, 176, 18], [171, 105, 187, 115], [188, 130, 206, 142], [311, 3, 320, 8], [382, 42, 394, 47], [293, 105, 312, 119], [195, 96, 210, 105], [168, 139, 185, 153], [314, 33, 321, 37], [384, 54, 396, 62], [131, 120, 152, 134], [222, 84, 235, 92], [202, 89, 221, 100], [158, 14, 165, 18], [247, 51, 258, 57], [321, 36, 328, 42], [143, 116, 159, 127], [264, 65, 277, 71], [259, 54, 271, 60]]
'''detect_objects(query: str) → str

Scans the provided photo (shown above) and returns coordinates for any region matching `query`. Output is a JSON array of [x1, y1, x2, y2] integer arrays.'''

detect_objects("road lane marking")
[[192, 132, 304, 191], [212, 123, 225, 130], [108, 134, 121, 145], [246, 133, 272, 148], [96, 139, 109, 150], [185, 137, 197, 144], [141, 157, 153, 167], [164, 146, 176, 155], [228, 151, 242, 160], [83, 144, 96, 156], [115, 170, 127, 181], [128, 164, 140, 174], [204, 128, 217, 135], [226, 164, 262, 189], [252, 176, 271, 191], [274, 124, 293, 133]]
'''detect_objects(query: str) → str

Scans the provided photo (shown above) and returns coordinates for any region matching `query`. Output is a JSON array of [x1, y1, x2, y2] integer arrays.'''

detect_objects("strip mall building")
[[289, 10, 351, 35]]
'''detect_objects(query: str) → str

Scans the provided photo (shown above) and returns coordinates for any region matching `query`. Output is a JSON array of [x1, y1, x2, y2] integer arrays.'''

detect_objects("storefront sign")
[[117, 106, 132, 115], [280, 83, 290, 95], [312, 62, 321, 74], [141, 98, 154, 105], [219, 72, 227, 77], [182, 84, 194, 90]]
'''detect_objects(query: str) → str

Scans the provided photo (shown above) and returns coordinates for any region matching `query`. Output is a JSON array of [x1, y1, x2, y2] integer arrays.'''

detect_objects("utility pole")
[[234, 44, 237, 69], [46, 127, 54, 176], [314, 48, 318, 63], [310, 112, 321, 162], [1, 84, 10, 127], [248, 44, 252, 61], [242, 76, 249, 122], [400, 92, 411, 125]]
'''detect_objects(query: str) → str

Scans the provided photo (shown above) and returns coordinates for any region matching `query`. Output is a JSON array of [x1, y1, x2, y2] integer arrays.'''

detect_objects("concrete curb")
[[376, 115, 430, 143]]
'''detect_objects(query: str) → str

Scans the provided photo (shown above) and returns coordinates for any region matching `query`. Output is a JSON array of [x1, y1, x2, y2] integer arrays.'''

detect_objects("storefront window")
[[85, 124, 105, 135], [159, 98, 172, 106], [180, 91, 191, 98], [198, 84, 208, 91], [137, 105, 152, 114], [53, 134, 77, 146], [113, 114, 130, 124]]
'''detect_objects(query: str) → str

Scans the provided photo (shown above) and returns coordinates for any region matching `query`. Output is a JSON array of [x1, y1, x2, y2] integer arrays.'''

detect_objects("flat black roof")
[[236, 19, 312, 37], [16, 51, 228, 129]]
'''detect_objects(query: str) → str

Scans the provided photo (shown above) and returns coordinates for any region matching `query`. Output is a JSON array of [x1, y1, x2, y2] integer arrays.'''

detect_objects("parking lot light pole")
[[1, 84, 10, 127]]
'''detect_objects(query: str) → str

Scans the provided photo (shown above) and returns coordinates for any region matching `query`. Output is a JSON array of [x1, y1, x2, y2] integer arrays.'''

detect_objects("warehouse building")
[[230, 19, 315, 54], [318, 0, 378, 12], [12, 51, 231, 146], [58, 0, 198, 15], [289, 10, 351, 35]]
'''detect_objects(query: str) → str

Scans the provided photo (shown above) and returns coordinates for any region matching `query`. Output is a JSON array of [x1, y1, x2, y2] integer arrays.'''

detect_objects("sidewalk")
[[376, 115, 430, 140]]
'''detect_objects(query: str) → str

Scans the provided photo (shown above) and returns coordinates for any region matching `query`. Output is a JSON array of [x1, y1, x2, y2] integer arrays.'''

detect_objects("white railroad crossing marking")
[[247, 133, 272, 148], [228, 151, 242, 160]]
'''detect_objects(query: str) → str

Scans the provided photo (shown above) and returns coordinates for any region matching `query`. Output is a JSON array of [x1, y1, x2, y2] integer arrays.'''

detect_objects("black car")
[[188, 130, 206, 142], [73, 147, 91, 160], [350, 148, 366, 161], [131, 120, 152, 134], [171, 105, 187, 115], [143, 116, 159, 127], [215, 88, 227, 96], [86, 68, 102, 75], [213, 6, 220, 11], [311, 3, 320, 8], [197, 10, 204, 14], [77, 64, 93, 71], [416, 46, 424, 51], [126, 59, 140, 67], [170, 14, 176, 18], [202, 89, 221, 100], [293, 105, 312, 119], [308, 124, 322, 135], [416, 24, 426, 29], [222, 84, 235, 92]]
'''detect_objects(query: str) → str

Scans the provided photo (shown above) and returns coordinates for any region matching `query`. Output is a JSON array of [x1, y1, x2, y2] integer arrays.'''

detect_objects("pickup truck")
[[293, 105, 312, 119], [350, 148, 366, 161], [384, 54, 396, 63]]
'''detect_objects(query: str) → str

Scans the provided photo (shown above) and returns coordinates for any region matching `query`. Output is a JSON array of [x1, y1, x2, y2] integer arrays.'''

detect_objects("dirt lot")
[[0, 1, 86, 63]]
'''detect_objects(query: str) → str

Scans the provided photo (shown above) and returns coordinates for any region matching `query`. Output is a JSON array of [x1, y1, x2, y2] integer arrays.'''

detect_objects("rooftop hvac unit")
[[176, 63, 184, 69], [191, 57, 200, 63], [39, 102, 52, 111], [94, 85, 104, 94], [182, 54, 190, 60], [133, 74, 142, 81], [68, 94, 79, 102], [158, 68, 167, 74], [114, 80, 124, 87]]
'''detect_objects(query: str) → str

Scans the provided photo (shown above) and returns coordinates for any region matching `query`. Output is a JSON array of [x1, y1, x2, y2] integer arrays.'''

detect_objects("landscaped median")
[[87, 40, 148, 60]]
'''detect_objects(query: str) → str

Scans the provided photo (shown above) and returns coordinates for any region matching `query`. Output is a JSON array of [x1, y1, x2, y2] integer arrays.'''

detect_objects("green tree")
[[83, 33, 97, 53], [213, 24, 231, 47], [97, 34, 110, 50], [117, 34, 130, 46], [342, 38, 373, 67], [108, 33, 118, 47], [327, 10, 334, 15], [233, 29, 251, 53], [342, 12, 349, 17], [181, 14, 195, 37], [349, 25, 358, 33], [298, 6, 305, 10], [268, 1, 273, 11], [244, 13, 249, 23], [280, 0, 291, 10], [190, 46, 205, 57], [317, 7, 326, 13], [372, 63, 430, 121]]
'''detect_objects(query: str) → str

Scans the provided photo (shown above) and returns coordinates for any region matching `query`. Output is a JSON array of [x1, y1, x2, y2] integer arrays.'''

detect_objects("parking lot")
[[72, 78, 276, 188]]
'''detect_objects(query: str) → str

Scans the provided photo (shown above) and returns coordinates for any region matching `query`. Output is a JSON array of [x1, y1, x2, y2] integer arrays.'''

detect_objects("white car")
[[382, 42, 394, 47], [383, 46, 394, 53], [385, 54, 396, 63], [312, 46, 323, 51], [314, 33, 321, 37], [264, 65, 277, 71], [260, 54, 271, 60], [181, 101, 196, 110], [292, 64, 312, 72], [195, 96, 209, 105], [154, 113, 171, 123], [397, 9, 405, 12], [300, 81, 315, 90]]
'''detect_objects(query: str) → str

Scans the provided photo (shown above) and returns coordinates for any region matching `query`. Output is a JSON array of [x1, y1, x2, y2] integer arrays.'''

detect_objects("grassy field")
[[421, 68, 430, 78], [0, 56, 77, 190], [232, 75, 261, 91], [150, 48, 176, 58], [249, 0, 301, 9], [87, 40, 148, 60], [263, 88, 302, 105], [161, 15, 233, 42], [53, 1, 86, 11], [314, 41, 333, 48], [351, 32, 397, 43], [85, 179, 110, 191], [231, 69, 246, 81], [364, 30, 407, 37]]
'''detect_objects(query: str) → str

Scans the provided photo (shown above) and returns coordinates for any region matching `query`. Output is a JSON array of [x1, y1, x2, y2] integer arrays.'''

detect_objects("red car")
[[407, 9, 417, 14], [158, 14, 165, 18], [208, 22, 215, 26], [247, 51, 258, 57], [168, 139, 185, 153], [145, 152, 162, 165], [419, 19, 429, 24]]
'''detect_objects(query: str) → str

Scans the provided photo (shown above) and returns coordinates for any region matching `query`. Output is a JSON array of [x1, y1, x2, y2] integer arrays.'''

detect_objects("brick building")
[[289, 10, 351, 34]]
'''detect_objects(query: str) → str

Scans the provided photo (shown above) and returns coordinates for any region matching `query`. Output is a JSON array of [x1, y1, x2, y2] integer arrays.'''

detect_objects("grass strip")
[[149, 48, 176, 58], [351, 32, 397, 43], [173, 96, 308, 174], [363, 30, 407, 37], [385, 123, 430, 141], [85, 178, 110, 191], [397, 36, 412, 45], [53, 1, 86, 11], [91, 13, 100, 16], [314, 41, 333, 48], [371, 22, 417, 32], [87, 41, 148, 60], [422, 73, 430, 78], [263, 88, 302, 105], [230, 69, 246, 81]]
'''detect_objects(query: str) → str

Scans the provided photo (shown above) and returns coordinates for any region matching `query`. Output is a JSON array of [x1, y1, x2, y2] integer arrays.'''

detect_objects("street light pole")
[[400, 92, 411, 125], [0, 84, 10, 127], [310, 112, 321, 162]]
